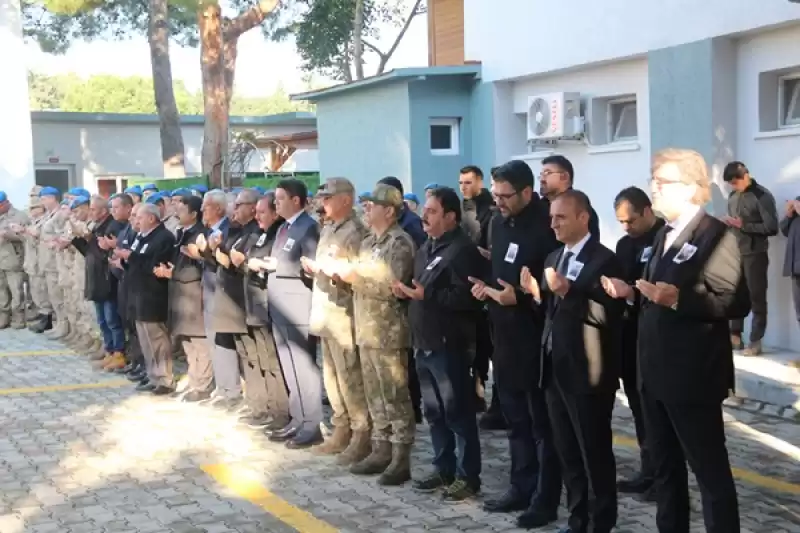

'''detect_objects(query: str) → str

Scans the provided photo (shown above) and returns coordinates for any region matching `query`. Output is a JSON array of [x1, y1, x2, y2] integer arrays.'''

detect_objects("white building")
[[455, 0, 800, 353], [31, 111, 319, 194]]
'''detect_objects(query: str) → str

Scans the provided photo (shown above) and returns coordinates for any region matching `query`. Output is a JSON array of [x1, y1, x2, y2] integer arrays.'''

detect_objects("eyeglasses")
[[539, 170, 565, 178], [492, 191, 519, 201]]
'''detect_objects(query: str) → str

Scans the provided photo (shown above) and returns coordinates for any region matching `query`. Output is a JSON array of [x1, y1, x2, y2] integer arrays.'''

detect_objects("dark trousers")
[[546, 382, 617, 533], [730, 252, 768, 342], [416, 348, 481, 485], [94, 300, 125, 353], [235, 326, 290, 423], [407, 348, 422, 416], [497, 381, 561, 512], [126, 319, 144, 367], [791, 275, 800, 327], [472, 311, 492, 384], [621, 326, 652, 478], [641, 390, 740, 533], [272, 322, 322, 433]]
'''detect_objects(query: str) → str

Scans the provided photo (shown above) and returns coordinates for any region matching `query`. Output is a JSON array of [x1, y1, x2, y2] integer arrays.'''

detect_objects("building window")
[[607, 97, 638, 142], [779, 74, 800, 128], [430, 118, 460, 156]]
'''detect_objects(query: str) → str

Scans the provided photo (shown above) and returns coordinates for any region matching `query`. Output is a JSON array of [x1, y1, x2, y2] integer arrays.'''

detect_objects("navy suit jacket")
[[267, 212, 320, 327]]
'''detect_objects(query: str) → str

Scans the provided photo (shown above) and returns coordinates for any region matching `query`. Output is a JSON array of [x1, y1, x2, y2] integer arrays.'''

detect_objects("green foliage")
[[264, 0, 413, 81], [124, 172, 321, 190], [28, 72, 312, 115]]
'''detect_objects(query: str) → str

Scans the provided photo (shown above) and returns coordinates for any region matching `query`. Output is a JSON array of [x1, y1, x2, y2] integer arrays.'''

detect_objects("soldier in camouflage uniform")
[[35, 188, 67, 338], [22, 191, 50, 330], [0, 192, 31, 329], [305, 178, 371, 463], [49, 196, 79, 341], [66, 196, 102, 353], [335, 183, 416, 486]]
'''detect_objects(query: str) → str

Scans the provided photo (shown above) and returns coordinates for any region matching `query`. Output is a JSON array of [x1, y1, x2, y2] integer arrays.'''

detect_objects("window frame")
[[778, 72, 800, 128], [606, 96, 638, 143], [429, 117, 460, 156]]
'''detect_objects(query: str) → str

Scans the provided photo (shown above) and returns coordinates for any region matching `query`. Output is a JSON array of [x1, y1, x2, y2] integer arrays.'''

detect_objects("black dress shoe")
[[483, 489, 529, 513], [286, 429, 323, 449], [135, 381, 155, 392], [263, 418, 290, 433], [617, 473, 654, 494], [516, 508, 558, 529], [151, 385, 175, 395], [182, 390, 211, 403], [268, 425, 298, 443]]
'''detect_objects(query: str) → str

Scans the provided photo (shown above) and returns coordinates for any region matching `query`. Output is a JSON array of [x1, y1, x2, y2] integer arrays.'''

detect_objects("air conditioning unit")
[[527, 92, 583, 141]]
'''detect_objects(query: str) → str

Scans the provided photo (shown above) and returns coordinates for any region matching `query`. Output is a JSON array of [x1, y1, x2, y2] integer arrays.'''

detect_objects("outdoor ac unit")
[[526, 92, 583, 141]]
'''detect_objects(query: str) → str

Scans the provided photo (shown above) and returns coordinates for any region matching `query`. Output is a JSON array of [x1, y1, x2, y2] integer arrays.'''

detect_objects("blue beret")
[[160, 190, 173, 198], [39, 186, 60, 197], [403, 193, 420, 204], [423, 183, 440, 191], [189, 184, 208, 194], [359, 191, 371, 199], [251, 186, 267, 195], [142, 183, 158, 191], [146, 192, 165, 205], [70, 196, 89, 209], [0, 191, 6, 203], [172, 188, 190, 197], [232, 187, 243, 194], [124, 185, 142, 196], [68, 187, 90, 198]]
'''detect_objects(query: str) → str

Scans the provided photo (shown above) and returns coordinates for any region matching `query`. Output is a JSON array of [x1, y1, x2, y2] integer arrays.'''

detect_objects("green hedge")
[[126, 172, 320, 192]]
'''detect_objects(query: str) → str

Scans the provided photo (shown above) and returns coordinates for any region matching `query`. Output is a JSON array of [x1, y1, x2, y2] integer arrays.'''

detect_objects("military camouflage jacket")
[[38, 209, 66, 273], [352, 222, 415, 349], [22, 214, 46, 275], [0, 207, 30, 271], [309, 213, 367, 348]]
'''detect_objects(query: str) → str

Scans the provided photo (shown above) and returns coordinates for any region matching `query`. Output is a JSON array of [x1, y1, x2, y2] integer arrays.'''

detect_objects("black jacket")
[[114, 223, 136, 322], [727, 178, 778, 255], [615, 218, 666, 329], [541, 238, 625, 394], [408, 226, 486, 353], [126, 224, 175, 323], [211, 218, 261, 333], [638, 211, 751, 404], [239, 218, 283, 326], [168, 222, 206, 337], [486, 195, 559, 390], [72, 215, 116, 302]]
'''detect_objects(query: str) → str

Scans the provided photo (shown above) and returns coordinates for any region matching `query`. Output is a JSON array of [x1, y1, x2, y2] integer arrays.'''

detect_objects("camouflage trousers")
[[25, 272, 50, 317], [321, 337, 370, 432], [0, 269, 25, 317], [43, 271, 63, 321], [359, 347, 415, 444]]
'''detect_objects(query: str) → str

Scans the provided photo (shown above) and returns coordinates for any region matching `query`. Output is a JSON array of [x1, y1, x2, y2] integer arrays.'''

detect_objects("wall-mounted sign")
[[48, 157, 59, 164]]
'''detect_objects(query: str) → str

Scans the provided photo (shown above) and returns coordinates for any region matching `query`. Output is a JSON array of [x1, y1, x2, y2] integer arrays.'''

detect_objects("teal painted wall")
[[315, 81, 412, 195], [408, 77, 475, 195], [469, 81, 496, 181]]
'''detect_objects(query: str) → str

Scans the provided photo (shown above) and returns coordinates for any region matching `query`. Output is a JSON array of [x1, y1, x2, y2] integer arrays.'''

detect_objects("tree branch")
[[224, 0, 278, 41], [362, 39, 385, 59], [376, 0, 423, 74]]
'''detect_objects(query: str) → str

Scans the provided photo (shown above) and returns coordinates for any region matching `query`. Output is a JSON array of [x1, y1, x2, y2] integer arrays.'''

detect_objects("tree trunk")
[[199, 3, 227, 189], [352, 0, 364, 80], [148, 0, 186, 178], [199, 0, 275, 189]]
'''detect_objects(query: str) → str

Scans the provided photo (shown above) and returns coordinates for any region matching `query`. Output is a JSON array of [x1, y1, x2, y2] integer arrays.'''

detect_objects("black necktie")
[[558, 251, 574, 278]]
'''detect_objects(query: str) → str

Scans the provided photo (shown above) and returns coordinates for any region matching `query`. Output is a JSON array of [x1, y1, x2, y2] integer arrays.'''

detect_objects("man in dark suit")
[[249, 178, 322, 449], [469, 160, 561, 529], [605, 148, 749, 533], [522, 189, 624, 533], [607, 186, 665, 499], [119, 203, 176, 395], [539, 155, 600, 239]]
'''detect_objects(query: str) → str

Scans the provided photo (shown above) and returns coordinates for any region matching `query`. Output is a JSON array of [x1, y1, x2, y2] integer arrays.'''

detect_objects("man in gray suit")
[[248, 179, 322, 449]]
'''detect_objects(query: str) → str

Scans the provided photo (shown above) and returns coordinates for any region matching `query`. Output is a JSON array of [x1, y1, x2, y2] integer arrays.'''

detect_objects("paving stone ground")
[[0, 328, 798, 533]]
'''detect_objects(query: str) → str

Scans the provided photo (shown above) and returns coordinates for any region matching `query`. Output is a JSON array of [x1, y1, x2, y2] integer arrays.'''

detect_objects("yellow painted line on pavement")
[[202, 463, 339, 533], [0, 380, 130, 395], [613, 434, 800, 495], [0, 349, 75, 357]]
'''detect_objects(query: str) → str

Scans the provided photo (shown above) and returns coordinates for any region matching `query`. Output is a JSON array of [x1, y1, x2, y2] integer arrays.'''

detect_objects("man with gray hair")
[[72, 195, 127, 370], [119, 202, 177, 394]]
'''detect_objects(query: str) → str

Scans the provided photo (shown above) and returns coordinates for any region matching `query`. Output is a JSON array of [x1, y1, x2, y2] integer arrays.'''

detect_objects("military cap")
[[316, 177, 355, 197], [39, 186, 60, 198], [424, 182, 440, 191], [70, 196, 89, 209], [361, 183, 403, 207], [403, 193, 420, 204], [0, 191, 6, 203], [124, 185, 143, 196], [142, 183, 158, 192], [68, 187, 90, 198]]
